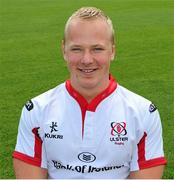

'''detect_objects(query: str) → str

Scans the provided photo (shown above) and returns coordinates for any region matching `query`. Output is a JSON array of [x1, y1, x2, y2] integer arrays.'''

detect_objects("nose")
[[81, 50, 93, 64]]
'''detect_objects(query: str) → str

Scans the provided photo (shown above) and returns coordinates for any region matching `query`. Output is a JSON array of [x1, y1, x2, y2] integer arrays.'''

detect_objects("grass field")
[[0, 0, 174, 178]]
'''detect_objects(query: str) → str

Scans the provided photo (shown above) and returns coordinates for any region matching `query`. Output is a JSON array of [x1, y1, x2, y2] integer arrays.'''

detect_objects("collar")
[[65, 74, 117, 112]]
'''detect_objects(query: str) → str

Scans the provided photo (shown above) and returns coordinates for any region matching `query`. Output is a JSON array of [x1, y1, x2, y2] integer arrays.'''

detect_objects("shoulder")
[[117, 85, 150, 104], [115, 84, 159, 130], [116, 84, 156, 113], [19, 82, 67, 135], [22, 82, 67, 125], [117, 83, 160, 126], [24, 82, 66, 112]]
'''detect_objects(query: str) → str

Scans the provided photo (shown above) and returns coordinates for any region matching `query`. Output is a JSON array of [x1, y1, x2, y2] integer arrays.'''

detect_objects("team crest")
[[110, 122, 128, 145]]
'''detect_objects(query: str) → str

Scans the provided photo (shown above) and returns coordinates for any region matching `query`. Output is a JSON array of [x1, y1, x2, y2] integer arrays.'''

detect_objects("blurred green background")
[[0, 0, 173, 178]]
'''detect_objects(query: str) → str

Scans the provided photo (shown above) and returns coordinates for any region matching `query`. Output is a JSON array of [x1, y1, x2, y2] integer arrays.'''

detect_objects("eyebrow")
[[69, 44, 82, 48], [91, 44, 104, 47], [70, 44, 104, 47]]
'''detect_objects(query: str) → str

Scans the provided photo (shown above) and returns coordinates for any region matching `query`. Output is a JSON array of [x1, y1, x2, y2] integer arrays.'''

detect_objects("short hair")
[[64, 7, 115, 44]]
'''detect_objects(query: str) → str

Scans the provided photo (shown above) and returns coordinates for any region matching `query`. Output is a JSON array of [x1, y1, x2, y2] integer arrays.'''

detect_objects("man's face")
[[62, 18, 115, 92]]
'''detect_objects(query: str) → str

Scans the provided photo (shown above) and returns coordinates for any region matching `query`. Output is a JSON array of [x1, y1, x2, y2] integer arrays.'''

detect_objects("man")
[[13, 7, 167, 179]]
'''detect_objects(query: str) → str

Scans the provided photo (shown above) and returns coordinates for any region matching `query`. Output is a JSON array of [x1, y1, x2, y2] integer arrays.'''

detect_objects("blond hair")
[[64, 7, 115, 44]]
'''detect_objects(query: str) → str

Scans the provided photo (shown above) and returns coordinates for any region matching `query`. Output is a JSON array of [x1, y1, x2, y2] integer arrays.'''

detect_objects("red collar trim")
[[65, 75, 117, 112]]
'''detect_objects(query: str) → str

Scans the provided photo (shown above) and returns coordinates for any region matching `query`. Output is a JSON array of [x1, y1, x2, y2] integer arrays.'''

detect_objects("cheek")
[[67, 53, 81, 65], [95, 54, 111, 66], [66, 54, 80, 71]]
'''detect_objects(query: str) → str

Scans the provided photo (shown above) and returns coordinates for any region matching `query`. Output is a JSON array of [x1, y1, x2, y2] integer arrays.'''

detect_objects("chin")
[[79, 78, 99, 89]]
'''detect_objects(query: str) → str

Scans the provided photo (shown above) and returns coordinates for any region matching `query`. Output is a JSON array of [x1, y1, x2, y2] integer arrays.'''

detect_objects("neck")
[[70, 78, 110, 103]]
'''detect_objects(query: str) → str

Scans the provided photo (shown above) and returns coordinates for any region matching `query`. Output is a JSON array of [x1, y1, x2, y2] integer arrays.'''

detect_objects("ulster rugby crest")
[[110, 122, 128, 145]]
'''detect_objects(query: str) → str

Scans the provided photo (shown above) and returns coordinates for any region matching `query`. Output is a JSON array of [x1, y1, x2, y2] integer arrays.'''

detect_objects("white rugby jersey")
[[13, 76, 167, 179]]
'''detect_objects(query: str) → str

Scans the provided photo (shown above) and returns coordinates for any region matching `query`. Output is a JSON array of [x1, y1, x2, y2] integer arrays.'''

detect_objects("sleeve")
[[130, 103, 167, 171], [12, 101, 47, 169]]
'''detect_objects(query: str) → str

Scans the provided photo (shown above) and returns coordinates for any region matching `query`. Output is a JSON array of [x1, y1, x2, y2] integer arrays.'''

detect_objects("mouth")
[[78, 68, 98, 74]]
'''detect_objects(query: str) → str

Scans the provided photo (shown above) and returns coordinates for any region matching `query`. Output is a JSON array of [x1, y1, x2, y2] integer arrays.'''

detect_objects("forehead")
[[65, 18, 112, 44]]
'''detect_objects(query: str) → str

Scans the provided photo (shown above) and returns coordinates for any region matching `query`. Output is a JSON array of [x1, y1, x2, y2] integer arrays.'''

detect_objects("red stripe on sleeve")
[[12, 151, 41, 167], [138, 157, 167, 169], [138, 132, 147, 163], [13, 127, 42, 167], [32, 127, 42, 164], [137, 132, 167, 169]]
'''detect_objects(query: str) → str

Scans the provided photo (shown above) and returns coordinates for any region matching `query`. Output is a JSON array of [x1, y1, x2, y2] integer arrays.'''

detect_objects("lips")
[[78, 68, 98, 73]]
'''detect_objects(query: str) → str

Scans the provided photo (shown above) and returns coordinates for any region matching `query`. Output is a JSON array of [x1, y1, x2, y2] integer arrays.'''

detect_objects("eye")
[[93, 47, 104, 52], [71, 48, 82, 52]]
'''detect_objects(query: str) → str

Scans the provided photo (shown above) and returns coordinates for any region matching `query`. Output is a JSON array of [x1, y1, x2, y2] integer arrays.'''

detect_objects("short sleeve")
[[12, 103, 47, 169], [130, 104, 167, 171]]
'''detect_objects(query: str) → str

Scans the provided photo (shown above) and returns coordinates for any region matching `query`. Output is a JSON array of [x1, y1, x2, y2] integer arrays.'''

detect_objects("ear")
[[61, 39, 67, 61], [111, 44, 116, 61]]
